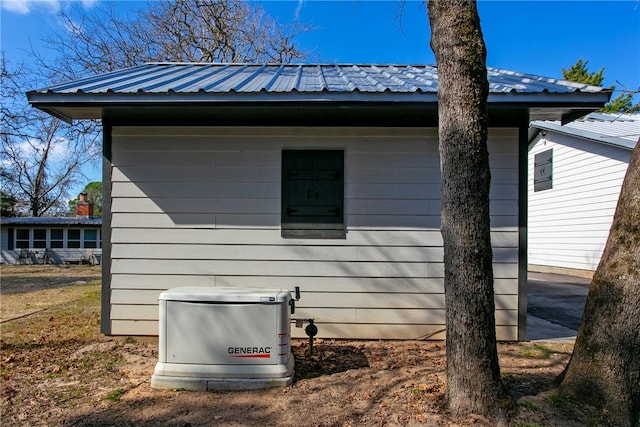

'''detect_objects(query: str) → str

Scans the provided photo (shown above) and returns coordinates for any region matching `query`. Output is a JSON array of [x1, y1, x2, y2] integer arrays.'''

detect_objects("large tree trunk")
[[559, 142, 640, 426], [427, 0, 511, 422]]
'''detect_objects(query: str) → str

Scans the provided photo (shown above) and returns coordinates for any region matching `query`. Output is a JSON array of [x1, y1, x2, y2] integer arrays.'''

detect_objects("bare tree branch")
[[1, 55, 99, 216], [39, 0, 309, 78]]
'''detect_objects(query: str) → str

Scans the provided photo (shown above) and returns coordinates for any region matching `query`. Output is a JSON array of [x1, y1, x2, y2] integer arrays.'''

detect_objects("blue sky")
[[1, 0, 639, 195], [2, 1, 638, 88]]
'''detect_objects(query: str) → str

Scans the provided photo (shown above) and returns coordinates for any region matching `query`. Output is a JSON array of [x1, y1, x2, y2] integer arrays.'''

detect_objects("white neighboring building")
[[528, 113, 640, 276]]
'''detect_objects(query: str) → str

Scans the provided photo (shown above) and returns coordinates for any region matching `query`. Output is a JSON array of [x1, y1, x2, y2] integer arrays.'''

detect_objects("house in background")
[[27, 63, 610, 341], [528, 113, 639, 277], [1, 192, 102, 264]]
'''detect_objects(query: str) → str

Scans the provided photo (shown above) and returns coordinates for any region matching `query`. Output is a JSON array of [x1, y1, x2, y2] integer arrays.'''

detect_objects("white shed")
[[528, 113, 639, 276], [27, 63, 611, 341]]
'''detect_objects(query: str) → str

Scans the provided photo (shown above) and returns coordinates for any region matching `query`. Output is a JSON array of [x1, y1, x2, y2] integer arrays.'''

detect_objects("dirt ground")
[[1, 265, 607, 426]]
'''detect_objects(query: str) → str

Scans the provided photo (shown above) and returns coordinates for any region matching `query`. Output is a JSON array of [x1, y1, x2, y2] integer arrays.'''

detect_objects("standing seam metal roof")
[[32, 63, 604, 95], [530, 113, 640, 150]]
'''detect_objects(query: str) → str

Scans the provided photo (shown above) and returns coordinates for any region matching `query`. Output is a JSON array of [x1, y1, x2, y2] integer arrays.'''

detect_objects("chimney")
[[76, 192, 94, 218]]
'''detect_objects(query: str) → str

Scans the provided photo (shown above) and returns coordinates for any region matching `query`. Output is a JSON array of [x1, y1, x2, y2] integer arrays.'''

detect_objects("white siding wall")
[[0, 228, 14, 264], [108, 126, 520, 339], [528, 132, 631, 271]]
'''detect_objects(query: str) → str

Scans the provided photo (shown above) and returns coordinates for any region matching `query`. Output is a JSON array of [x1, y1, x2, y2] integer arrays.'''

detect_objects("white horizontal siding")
[[110, 259, 448, 277], [110, 228, 443, 245], [0, 229, 15, 264], [1, 228, 8, 251], [110, 243, 518, 263], [109, 320, 519, 340], [110, 275, 517, 294], [107, 126, 520, 339], [110, 289, 518, 308], [112, 181, 521, 201], [528, 249, 604, 271], [529, 131, 631, 271], [110, 305, 518, 326]]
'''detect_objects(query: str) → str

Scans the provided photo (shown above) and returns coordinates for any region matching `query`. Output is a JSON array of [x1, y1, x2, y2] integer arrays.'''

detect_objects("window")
[[281, 150, 345, 239], [50, 229, 64, 248], [534, 149, 553, 192], [15, 229, 29, 249], [84, 229, 98, 248], [33, 229, 47, 248], [68, 229, 81, 248]]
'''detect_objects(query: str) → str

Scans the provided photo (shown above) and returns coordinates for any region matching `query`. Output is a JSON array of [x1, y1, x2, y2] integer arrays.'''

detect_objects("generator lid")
[[158, 287, 291, 303]]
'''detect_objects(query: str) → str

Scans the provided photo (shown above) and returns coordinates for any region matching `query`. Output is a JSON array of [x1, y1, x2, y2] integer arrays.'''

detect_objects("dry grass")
[[0, 267, 611, 426]]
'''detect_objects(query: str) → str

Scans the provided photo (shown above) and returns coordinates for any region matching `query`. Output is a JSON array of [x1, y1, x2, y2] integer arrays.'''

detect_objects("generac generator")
[[151, 287, 294, 391]]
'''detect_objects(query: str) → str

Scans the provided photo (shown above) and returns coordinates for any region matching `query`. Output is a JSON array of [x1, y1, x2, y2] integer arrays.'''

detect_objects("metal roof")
[[27, 63, 611, 123], [530, 112, 640, 150], [31, 63, 606, 95], [1, 217, 102, 226]]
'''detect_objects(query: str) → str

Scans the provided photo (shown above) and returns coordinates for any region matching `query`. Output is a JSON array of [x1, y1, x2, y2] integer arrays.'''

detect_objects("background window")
[[281, 150, 345, 239], [84, 229, 98, 248], [68, 229, 81, 248], [15, 229, 29, 249], [33, 229, 46, 248], [50, 229, 64, 248]]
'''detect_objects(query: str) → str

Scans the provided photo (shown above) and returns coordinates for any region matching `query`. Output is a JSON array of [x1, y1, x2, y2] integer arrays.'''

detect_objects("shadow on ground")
[[292, 343, 370, 380]]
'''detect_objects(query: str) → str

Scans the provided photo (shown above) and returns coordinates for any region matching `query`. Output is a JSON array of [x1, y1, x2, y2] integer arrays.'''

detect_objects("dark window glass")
[[68, 229, 81, 248], [16, 240, 29, 249], [33, 229, 46, 248], [50, 229, 64, 248], [84, 229, 98, 248], [15, 229, 29, 248], [281, 150, 345, 239]]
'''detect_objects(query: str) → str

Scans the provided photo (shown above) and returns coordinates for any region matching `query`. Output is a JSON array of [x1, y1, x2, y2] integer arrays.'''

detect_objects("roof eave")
[[529, 120, 637, 150], [27, 90, 611, 122]]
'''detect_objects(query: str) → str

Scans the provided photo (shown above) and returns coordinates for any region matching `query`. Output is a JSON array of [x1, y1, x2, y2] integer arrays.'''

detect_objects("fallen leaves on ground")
[[0, 266, 609, 426]]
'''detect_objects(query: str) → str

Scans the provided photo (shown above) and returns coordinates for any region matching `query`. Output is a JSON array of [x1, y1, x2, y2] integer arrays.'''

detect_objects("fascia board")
[[27, 89, 611, 104], [27, 91, 611, 121], [530, 121, 636, 150]]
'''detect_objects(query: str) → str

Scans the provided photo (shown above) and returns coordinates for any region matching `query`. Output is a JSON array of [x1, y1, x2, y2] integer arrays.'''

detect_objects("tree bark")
[[559, 142, 640, 426], [427, 0, 511, 422]]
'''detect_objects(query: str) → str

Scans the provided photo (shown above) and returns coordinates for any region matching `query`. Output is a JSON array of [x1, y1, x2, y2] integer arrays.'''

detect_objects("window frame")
[[15, 229, 30, 249], [50, 229, 64, 248], [281, 149, 346, 239], [10, 227, 102, 250], [83, 229, 99, 249], [32, 228, 47, 249], [67, 229, 81, 248]]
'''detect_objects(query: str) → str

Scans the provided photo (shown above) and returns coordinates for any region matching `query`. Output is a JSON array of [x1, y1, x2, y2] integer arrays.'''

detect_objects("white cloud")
[[1, 0, 33, 14], [1, 0, 59, 14], [1, 0, 96, 15], [9, 136, 71, 169], [294, 0, 304, 21]]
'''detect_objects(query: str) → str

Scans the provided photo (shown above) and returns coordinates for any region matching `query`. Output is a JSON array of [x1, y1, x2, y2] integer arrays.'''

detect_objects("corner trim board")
[[101, 123, 113, 335]]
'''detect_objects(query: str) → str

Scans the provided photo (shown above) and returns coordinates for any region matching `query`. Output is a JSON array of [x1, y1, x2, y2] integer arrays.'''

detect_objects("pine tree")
[[562, 58, 604, 86], [563, 58, 639, 113]]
